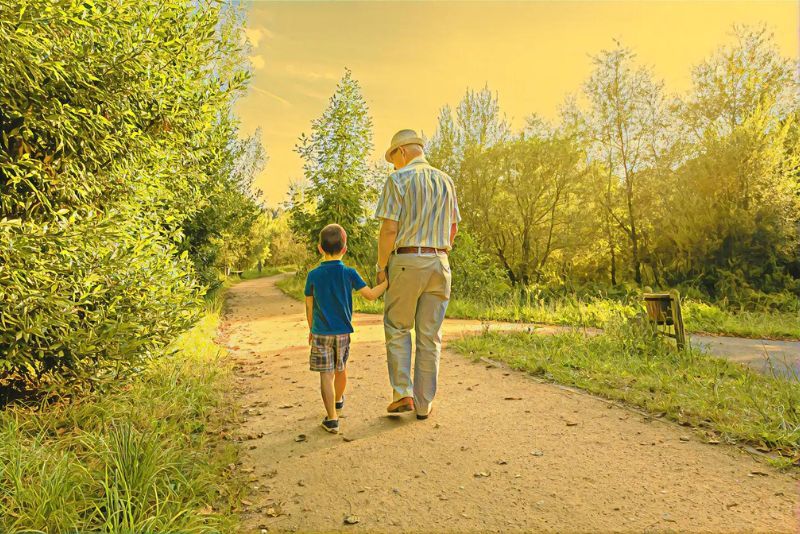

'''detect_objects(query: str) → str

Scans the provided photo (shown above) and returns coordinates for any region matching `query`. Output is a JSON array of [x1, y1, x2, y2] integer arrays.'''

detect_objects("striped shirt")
[[374, 155, 461, 250]]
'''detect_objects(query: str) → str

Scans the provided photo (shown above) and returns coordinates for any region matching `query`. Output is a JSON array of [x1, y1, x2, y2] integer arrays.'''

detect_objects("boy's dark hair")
[[319, 224, 347, 254]]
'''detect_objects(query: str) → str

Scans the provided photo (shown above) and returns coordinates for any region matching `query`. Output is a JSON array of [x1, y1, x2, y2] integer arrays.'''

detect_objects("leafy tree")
[[430, 88, 587, 290], [289, 69, 379, 277], [581, 43, 671, 285], [422, 28, 799, 304], [657, 27, 800, 299], [182, 130, 268, 282], [266, 210, 308, 268], [448, 229, 510, 302]]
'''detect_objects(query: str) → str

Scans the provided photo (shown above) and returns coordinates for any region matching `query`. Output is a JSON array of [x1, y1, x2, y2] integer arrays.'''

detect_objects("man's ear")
[[341, 245, 347, 256], [317, 244, 324, 255]]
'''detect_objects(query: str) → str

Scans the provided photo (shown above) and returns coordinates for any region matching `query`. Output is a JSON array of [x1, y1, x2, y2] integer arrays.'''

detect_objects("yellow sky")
[[235, 1, 799, 206]]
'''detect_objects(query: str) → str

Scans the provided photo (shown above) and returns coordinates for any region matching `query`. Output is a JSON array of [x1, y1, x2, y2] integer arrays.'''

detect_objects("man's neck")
[[400, 153, 426, 169]]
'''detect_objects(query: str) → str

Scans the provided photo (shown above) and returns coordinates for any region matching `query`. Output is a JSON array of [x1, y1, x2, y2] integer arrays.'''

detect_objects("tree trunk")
[[606, 217, 617, 286]]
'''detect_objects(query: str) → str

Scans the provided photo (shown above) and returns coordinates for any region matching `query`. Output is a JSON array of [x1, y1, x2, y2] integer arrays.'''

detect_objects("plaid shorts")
[[309, 333, 351, 373]]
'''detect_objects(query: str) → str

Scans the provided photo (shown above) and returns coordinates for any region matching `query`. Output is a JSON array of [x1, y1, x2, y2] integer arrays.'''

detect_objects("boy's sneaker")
[[320, 417, 339, 434], [335, 395, 345, 412]]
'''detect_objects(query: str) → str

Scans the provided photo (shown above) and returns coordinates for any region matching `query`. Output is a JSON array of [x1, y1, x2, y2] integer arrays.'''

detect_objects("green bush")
[[449, 229, 511, 302], [0, 216, 201, 394], [0, 0, 252, 393]]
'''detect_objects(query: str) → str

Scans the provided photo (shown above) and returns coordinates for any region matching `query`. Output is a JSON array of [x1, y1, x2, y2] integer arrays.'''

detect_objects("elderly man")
[[374, 129, 460, 420]]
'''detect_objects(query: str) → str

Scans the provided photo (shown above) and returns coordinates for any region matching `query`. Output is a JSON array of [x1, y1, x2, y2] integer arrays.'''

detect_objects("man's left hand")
[[376, 270, 387, 285]]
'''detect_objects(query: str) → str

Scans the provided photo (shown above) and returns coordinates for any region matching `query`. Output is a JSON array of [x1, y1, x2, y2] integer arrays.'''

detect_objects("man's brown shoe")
[[387, 397, 414, 413]]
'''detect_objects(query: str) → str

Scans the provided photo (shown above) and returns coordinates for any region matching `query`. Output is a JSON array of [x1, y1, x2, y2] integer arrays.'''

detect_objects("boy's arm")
[[358, 280, 389, 301], [305, 296, 313, 344]]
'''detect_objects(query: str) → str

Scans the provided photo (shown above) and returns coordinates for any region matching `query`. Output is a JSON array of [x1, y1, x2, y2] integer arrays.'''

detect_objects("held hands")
[[376, 269, 387, 286]]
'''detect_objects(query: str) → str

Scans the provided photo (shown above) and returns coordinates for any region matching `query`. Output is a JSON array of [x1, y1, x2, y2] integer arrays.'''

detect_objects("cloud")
[[292, 84, 331, 101], [283, 63, 340, 82], [244, 26, 275, 49], [249, 85, 291, 107], [250, 54, 266, 70]]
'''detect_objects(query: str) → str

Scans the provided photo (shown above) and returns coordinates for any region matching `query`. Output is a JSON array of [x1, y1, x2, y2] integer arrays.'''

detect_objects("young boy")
[[304, 223, 388, 434]]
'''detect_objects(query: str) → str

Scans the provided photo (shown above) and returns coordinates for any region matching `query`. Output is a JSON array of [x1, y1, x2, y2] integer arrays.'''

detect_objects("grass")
[[0, 311, 244, 532], [451, 319, 800, 462], [276, 274, 800, 340]]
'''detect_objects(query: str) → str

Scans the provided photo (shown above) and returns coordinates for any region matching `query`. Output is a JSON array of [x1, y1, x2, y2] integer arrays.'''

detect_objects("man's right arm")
[[377, 218, 399, 270], [377, 218, 399, 284], [374, 174, 402, 284]]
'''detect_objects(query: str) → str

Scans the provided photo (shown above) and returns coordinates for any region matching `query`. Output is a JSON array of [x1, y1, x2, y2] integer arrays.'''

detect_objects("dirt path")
[[220, 275, 798, 533]]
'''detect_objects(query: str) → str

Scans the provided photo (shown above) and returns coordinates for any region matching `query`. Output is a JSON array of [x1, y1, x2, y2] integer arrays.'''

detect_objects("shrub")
[[0, 215, 201, 395], [0, 0, 250, 393], [449, 229, 511, 302]]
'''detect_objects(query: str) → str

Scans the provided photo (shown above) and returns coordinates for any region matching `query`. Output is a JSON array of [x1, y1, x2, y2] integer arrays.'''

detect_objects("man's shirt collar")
[[400, 154, 428, 169]]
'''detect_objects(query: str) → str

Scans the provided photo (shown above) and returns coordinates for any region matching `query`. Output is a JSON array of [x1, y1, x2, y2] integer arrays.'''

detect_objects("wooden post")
[[669, 289, 686, 350]]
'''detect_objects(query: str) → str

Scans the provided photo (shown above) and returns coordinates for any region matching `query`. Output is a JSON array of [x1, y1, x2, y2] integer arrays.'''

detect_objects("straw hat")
[[384, 129, 424, 162]]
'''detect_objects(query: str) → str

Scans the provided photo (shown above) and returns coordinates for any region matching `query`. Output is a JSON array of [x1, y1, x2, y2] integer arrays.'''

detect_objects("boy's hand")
[[376, 270, 387, 285], [308, 331, 312, 345]]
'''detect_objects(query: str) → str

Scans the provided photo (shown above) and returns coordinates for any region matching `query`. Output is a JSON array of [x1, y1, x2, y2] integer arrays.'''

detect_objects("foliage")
[[579, 43, 672, 285], [0, 0, 258, 392], [265, 209, 308, 268], [448, 229, 510, 302], [277, 271, 800, 340], [182, 130, 271, 285], [288, 69, 380, 276], [0, 215, 202, 397], [0, 312, 244, 532], [425, 26, 800, 302]]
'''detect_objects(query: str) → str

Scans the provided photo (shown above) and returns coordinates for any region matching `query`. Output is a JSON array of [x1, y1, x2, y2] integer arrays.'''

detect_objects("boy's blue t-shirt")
[[304, 260, 367, 335]]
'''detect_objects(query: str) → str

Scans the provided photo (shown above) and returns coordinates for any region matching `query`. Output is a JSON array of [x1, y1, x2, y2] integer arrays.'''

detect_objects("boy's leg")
[[319, 371, 336, 420], [334, 368, 347, 403]]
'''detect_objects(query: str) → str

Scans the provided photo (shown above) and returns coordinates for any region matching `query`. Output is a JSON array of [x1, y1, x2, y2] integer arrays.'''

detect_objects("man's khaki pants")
[[384, 251, 451, 414]]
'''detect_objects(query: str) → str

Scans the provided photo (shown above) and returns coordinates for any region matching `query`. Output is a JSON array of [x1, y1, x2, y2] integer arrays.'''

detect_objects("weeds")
[[0, 313, 243, 533], [277, 274, 800, 339]]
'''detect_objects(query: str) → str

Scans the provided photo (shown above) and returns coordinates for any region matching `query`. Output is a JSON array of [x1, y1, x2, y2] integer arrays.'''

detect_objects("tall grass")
[[452, 319, 800, 461], [0, 312, 243, 532], [277, 275, 800, 339]]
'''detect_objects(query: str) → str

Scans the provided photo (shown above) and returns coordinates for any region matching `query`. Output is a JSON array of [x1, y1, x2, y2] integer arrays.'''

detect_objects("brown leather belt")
[[394, 246, 448, 255]]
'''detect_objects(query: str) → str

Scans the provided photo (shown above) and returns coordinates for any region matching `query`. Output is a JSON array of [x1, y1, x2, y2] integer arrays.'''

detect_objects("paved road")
[[690, 335, 800, 378]]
